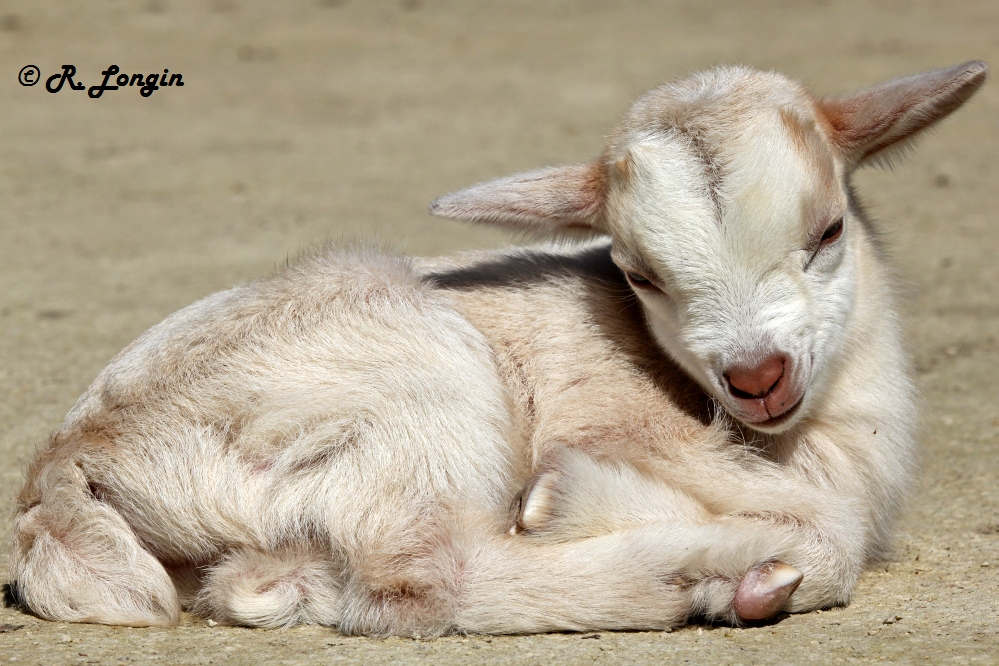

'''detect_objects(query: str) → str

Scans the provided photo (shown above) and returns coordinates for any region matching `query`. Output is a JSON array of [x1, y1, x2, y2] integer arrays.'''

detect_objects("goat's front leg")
[[509, 446, 866, 623]]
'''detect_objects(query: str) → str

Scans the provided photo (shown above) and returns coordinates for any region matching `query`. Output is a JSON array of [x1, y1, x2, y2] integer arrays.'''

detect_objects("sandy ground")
[[1, 1, 997, 663]]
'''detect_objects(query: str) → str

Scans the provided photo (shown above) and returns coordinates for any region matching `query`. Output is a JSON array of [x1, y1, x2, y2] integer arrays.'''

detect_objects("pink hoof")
[[733, 561, 803, 622]]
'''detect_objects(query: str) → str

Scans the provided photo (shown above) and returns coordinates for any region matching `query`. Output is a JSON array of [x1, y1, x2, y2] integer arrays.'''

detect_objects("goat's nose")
[[725, 355, 786, 399]]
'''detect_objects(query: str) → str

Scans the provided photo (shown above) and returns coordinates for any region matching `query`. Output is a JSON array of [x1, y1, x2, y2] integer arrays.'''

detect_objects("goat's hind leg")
[[10, 455, 180, 627]]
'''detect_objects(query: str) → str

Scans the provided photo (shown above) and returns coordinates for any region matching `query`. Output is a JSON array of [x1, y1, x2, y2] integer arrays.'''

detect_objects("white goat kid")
[[10, 62, 987, 635]]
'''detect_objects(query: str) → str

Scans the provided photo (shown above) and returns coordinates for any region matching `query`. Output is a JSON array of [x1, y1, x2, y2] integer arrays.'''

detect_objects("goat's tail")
[[9, 442, 180, 626]]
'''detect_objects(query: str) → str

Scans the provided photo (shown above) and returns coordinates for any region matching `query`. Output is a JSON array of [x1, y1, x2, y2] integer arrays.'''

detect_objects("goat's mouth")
[[725, 388, 806, 432], [752, 393, 805, 429]]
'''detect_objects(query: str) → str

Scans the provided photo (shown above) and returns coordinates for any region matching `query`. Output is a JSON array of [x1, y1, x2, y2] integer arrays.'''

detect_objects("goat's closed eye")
[[819, 218, 844, 247], [625, 271, 657, 289], [805, 217, 845, 269]]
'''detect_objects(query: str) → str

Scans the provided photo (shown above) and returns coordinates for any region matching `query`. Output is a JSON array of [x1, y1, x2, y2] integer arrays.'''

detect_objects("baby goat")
[[10, 62, 987, 635]]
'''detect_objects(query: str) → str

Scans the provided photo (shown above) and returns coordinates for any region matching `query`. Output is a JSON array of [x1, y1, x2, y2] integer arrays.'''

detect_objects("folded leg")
[[508, 447, 858, 622]]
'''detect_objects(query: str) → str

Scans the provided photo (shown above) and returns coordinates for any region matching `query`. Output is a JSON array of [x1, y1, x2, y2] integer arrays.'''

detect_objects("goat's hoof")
[[508, 470, 560, 535], [733, 561, 803, 621]]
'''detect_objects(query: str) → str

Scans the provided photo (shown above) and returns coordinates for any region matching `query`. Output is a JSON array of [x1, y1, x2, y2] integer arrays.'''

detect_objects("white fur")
[[9, 62, 988, 634]]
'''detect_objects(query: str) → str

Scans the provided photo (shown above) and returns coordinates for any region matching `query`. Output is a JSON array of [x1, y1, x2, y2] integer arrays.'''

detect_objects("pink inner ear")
[[814, 95, 897, 156], [816, 89, 947, 162], [814, 61, 989, 164]]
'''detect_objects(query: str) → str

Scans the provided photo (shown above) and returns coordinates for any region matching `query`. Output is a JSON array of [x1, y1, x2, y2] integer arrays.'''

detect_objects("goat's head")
[[430, 63, 987, 433]]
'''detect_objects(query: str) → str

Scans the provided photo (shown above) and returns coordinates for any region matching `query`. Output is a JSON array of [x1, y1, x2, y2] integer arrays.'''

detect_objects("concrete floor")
[[1, 1, 997, 663]]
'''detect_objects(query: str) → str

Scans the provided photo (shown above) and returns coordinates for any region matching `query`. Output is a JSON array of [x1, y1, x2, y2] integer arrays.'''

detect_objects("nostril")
[[725, 355, 786, 399]]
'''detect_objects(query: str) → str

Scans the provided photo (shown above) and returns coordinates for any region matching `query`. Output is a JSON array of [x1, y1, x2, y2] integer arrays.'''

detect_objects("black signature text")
[[45, 65, 184, 98]]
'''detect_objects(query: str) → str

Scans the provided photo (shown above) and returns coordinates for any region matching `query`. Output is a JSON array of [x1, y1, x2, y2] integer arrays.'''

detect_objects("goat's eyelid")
[[803, 216, 847, 270], [820, 217, 845, 244], [624, 271, 671, 300]]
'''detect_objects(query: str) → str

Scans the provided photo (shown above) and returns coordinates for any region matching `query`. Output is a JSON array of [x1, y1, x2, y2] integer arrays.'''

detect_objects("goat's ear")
[[816, 61, 988, 168], [429, 162, 606, 236]]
